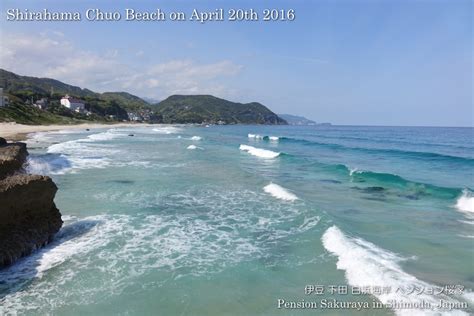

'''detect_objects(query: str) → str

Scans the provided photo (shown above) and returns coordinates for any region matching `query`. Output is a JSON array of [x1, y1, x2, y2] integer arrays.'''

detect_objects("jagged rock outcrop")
[[0, 137, 63, 267], [0, 139, 28, 179]]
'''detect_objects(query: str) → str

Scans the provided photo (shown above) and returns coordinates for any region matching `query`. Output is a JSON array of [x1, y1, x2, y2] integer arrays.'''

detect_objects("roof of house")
[[62, 97, 84, 104]]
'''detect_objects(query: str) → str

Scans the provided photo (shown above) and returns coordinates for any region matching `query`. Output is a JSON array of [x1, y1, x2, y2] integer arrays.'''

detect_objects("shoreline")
[[0, 122, 154, 141]]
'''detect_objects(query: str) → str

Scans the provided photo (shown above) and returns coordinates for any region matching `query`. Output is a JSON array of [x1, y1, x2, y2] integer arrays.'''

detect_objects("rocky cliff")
[[0, 137, 62, 267]]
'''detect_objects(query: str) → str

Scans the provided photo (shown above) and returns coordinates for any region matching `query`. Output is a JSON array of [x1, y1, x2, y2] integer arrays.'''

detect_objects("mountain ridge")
[[155, 95, 287, 125], [0, 69, 286, 125]]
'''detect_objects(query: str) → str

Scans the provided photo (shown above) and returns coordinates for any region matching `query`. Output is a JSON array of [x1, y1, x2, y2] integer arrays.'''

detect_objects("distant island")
[[0, 69, 287, 125]]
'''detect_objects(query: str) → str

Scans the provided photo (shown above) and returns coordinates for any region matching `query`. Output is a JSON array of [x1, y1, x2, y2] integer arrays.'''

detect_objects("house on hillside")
[[128, 112, 141, 121], [0, 88, 9, 107], [33, 98, 48, 110], [60, 95, 85, 113]]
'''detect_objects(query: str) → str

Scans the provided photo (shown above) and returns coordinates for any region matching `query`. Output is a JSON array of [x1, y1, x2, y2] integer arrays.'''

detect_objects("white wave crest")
[[0, 217, 109, 285], [248, 133, 263, 139], [455, 190, 474, 214], [248, 134, 279, 141], [45, 134, 119, 173], [239, 144, 280, 159], [187, 145, 203, 150], [349, 167, 359, 176], [26, 155, 72, 175], [46, 141, 112, 172], [190, 136, 202, 141], [152, 126, 182, 134], [86, 131, 123, 141], [322, 226, 468, 316], [263, 183, 298, 201]]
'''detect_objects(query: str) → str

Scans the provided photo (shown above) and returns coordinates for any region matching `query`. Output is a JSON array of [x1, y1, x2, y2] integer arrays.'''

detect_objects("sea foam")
[[0, 185, 320, 313], [190, 136, 202, 141], [248, 133, 264, 139], [248, 134, 279, 141], [187, 145, 203, 150], [239, 144, 280, 159], [152, 126, 182, 134], [263, 183, 298, 201], [86, 130, 123, 141], [42, 130, 127, 173], [455, 190, 474, 214], [322, 226, 468, 315], [26, 154, 72, 175]]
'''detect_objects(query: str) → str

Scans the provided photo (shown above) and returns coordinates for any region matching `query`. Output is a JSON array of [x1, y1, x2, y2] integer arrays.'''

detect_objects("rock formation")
[[0, 137, 63, 267]]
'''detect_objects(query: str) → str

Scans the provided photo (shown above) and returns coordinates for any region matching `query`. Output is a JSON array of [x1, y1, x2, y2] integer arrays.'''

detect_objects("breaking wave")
[[30, 129, 143, 174], [322, 226, 469, 315], [26, 154, 72, 175], [263, 183, 298, 201], [455, 190, 474, 224], [314, 163, 462, 200], [86, 130, 125, 141], [239, 145, 280, 159], [455, 190, 474, 214], [46, 139, 114, 172], [248, 134, 279, 141], [248, 133, 264, 139], [152, 126, 182, 134], [187, 145, 203, 150]]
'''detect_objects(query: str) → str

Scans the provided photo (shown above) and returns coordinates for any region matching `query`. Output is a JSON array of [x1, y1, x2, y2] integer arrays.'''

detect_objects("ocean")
[[0, 125, 473, 315]]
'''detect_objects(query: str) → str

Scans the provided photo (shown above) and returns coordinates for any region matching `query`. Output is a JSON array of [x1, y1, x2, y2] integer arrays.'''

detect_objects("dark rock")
[[352, 186, 385, 193], [109, 179, 134, 184], [364, 186, 385, 193], [0, 140, 63, 268], [0, 142, 28, 179], [397, 194, 420, 200], [0, 174, 63, 267], [362, 196, 387, 202], [320, 179, 342, 184], [0, 137, 7, 146]]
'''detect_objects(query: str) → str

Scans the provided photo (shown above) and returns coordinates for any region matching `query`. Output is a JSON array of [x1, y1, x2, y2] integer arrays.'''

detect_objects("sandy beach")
[[0, 122, 152, 141]]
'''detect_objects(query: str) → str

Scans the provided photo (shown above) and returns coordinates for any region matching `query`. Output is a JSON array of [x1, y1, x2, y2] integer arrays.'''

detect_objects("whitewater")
[[1, 125, 473, 315]]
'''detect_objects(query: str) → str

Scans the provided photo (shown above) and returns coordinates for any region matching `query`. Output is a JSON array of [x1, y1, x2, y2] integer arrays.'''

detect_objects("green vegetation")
[[0, 103, 89, 125], [154, 95, 287, 125], [0, 69, 287, 125], [0, 69, 153, 123], [101, 92, 150, 110]]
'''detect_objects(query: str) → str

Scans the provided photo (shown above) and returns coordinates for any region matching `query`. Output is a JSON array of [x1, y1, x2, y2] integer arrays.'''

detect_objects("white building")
[[34, 98, 48, 110], [60, 95, 85, 113]]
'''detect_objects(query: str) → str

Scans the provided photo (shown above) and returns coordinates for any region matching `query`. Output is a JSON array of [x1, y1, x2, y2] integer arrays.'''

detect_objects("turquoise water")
[[1, 125, 473, 315]]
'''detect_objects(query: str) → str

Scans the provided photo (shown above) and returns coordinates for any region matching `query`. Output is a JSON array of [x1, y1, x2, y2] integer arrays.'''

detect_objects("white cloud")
[[0, 32, 243, 100]]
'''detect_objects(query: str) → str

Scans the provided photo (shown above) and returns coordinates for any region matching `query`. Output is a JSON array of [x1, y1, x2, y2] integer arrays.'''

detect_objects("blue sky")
[[0, 0, 472, 126]]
